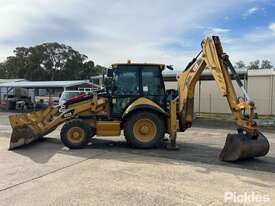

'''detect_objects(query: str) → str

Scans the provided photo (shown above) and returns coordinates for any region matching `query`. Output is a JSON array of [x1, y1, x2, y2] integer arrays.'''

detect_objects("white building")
[[164, 69, 275, 115]]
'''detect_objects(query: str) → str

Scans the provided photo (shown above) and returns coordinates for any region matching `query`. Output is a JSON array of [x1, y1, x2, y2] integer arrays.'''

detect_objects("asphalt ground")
[[0, 112, 275, 206]]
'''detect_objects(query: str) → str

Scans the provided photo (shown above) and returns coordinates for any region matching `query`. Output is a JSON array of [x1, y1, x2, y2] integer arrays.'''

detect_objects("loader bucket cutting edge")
[[219, 132, 269, 162], [9, 125, 42, 150]]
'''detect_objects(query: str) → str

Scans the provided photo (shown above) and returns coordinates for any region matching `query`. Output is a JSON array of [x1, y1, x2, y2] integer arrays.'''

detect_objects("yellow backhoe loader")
[[8, 36, 269, 161]]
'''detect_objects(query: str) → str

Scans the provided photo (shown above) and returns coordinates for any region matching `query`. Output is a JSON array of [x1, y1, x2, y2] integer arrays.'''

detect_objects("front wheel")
[[124, 111, 165, 148], [60, 119, 94, 149]]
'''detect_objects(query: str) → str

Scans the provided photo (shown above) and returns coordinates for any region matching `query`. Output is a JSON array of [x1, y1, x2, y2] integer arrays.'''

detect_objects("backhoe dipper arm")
[[177, 36, 257, 136]]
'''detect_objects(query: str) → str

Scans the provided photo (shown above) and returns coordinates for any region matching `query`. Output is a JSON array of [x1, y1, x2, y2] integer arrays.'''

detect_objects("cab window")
[[141, 67, 164, 95], [112, 67, 140, 96]]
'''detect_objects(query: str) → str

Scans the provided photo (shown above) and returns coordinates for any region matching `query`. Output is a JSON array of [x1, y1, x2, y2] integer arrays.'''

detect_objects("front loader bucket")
[[9, 125, 41, 149], [8, 107, 58, 150], [219, 133, 269, 161]]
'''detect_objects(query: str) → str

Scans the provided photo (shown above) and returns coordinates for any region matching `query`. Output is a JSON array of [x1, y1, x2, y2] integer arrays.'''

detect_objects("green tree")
[[94, 65, 106, 75], [1, 43, 104, 80], [235, 61, 246, 70], [0, 63, 7, 78], [260, 60, 273, 70], [247, 60, 260, 70]]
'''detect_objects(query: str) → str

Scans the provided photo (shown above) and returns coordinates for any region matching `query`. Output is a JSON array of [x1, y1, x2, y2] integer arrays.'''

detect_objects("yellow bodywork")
[[9, 96, 166, 149], [96, 121, 121, 136], [123, 97, 166, 117], [9, 96, 106, 136], [9, 95, 112, 149]]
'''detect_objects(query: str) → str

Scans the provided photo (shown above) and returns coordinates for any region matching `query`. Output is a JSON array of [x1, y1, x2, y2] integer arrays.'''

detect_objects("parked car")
[[7, 95, 33, 110], [59, 90, 88, 105]]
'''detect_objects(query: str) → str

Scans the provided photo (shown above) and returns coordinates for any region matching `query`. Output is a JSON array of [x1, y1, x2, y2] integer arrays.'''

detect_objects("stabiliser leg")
[[167, 99, 179, 150], [166, 134, 179, 150]]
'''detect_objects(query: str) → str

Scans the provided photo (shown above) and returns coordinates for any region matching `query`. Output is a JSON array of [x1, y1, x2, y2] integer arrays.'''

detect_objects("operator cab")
[[108, 63, 166, 116]]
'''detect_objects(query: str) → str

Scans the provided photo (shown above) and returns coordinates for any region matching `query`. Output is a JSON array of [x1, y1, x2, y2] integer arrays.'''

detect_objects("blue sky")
[[0, 0, 275, 68]]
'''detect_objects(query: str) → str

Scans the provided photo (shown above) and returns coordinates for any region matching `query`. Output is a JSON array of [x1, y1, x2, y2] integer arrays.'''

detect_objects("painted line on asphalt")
[[0, 152, 106, 192]]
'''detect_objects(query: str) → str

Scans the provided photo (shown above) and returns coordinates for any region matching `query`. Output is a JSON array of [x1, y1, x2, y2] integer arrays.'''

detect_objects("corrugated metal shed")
[[248, 69, 275, 77], [0, 79, 24, 84], [163, 69, 248, 81], [0, 80, 97, 88]]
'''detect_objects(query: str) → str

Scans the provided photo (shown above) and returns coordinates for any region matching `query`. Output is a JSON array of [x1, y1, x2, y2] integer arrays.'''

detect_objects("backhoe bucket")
[[219, 133, 269, 161]]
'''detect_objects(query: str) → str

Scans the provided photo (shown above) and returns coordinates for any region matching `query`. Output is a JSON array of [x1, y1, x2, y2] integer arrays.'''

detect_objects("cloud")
[[228, 43, 275, 64], [242, 29, 274, 42], [202, 27, 234, 45], [0, 0, 273, 69], [242, 7, 263, 17], [204, 27, 230, 36], [222, 24, 275, 64], [269, 23, 275, 35], [248, 7, 259, 15]]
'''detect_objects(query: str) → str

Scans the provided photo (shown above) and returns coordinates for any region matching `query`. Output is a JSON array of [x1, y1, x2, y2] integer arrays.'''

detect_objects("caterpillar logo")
[[63, 110, 74, 118]]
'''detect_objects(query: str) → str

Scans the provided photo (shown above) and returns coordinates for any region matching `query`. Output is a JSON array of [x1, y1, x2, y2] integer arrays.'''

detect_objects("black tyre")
[[124, 111, 165, 148], [60, 119, 94, 149]]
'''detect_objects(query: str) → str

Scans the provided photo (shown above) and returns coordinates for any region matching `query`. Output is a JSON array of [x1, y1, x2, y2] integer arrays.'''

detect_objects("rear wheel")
[[124, 111, 165, 148], [60, 119, 94, 149]]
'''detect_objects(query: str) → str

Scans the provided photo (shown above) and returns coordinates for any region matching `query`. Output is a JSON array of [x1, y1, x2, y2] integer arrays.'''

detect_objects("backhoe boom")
[[175, 36, 269, 161]]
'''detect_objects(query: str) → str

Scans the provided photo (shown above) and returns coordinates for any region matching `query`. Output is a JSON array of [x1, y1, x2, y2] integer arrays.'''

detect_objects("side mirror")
[[107, 69, 113, 78], [166, 65, 174, 70], [166, 89, 178, 101]]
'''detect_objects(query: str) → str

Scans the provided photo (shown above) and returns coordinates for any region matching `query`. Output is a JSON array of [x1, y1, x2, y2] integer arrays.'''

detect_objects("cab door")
[[111, 66, 140, 117], [141, 67, 166, 111]]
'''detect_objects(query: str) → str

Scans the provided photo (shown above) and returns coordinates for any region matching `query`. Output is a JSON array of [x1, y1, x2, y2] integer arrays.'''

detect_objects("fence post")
[[198, 80, 201, 115], [271, 75, 274, 115], [209, 94, 212, 113]]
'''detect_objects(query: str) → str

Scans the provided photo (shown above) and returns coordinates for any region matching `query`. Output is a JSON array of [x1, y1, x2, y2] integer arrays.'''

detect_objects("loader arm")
[[176, 36, 269, 161], [9, 95, 107, 149]]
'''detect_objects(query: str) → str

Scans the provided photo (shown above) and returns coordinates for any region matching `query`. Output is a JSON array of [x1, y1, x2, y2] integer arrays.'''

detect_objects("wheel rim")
[[133, 118, 157, 143], [67, 127, 85, 143]]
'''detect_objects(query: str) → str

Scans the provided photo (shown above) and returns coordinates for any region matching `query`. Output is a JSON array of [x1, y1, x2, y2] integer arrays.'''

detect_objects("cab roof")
[[112, 63, 165, 70]]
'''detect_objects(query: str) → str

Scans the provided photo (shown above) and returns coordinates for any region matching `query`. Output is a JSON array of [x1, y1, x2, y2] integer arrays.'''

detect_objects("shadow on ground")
[[193, 117, 275, 132], [12, 137, 275, 176]]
